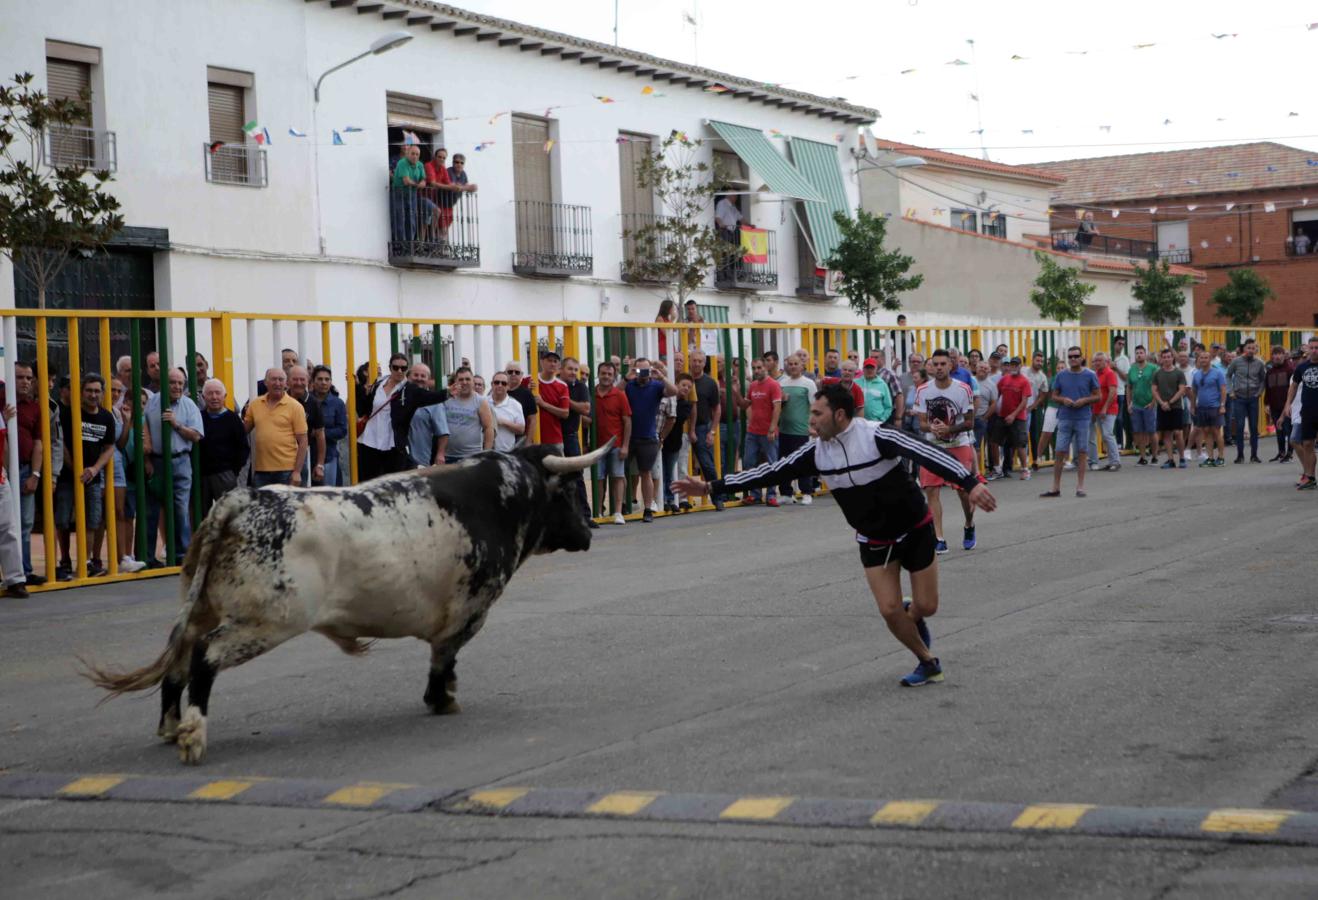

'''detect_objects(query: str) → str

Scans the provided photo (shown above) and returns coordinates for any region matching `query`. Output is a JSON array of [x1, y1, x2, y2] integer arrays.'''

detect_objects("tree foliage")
[[625, 133, 726, 306], [1030, 252, 1095, 326], [0, 72, 123, 309], [823, 209, 923, 325], [1131, 258, 1192, 325], [1211, 268, 1274, 326]]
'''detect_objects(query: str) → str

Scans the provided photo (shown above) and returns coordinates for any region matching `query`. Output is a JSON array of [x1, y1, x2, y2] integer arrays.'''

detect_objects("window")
[[512, 114, 552, 205], [952, 208, 978, 232], [981, 213, 1006, 238], [618, 132, 654, 218], [45, 40, 109, 169], [1291, 209, 1318, 256], [205, 67, 264, 187], [386, 92, 442, 170]]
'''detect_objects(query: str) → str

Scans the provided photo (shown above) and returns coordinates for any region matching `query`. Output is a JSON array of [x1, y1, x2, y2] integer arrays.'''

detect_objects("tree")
[[624, 133, 725, 308], [1131, 258, 1192, 325], [823, 209, 923, 325], [1211, 268, 1274, 326], [1029, 251, 1094, 326], [0, 72, 123, 309]]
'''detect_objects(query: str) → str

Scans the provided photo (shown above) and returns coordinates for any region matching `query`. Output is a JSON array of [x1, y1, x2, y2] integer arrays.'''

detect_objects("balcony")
[[797, 267, 829, 298], [715, 228, 777, 292], [42, 124, 117, 172], [388, 187, 480, 269], [1051, 231, 1157, 261], [620, 213, 677, 283], [512, 201, 593, 277], [204, 143, 267, 188], [1159, 248, 1192, 264], [1284, 237, 1317, 258]]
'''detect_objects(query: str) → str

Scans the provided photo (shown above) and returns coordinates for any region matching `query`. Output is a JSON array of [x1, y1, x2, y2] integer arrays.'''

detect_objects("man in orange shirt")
[[243, 367, 308, 488]]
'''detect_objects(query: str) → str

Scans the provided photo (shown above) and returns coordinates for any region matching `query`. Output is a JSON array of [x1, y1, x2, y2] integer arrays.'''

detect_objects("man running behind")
[[674, 384, 996, 687]]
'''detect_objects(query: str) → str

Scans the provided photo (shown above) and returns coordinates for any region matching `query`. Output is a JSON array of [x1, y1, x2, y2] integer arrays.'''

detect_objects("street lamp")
[[310, 31, 413, 255], [314, 31, 414, 102]]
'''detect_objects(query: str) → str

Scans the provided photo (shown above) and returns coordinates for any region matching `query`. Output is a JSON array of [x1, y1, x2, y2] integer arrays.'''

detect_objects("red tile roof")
[[872, 137, 1067, 185], [1033, 142, 1318, 203]]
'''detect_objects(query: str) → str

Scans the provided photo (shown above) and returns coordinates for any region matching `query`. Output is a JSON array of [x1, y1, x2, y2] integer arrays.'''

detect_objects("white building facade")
[[1, 0, 879, 334]]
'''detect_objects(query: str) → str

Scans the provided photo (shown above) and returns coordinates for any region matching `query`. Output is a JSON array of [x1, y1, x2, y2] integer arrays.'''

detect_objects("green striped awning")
[[696, 303, 729, 323], [707, 120, 822, 202], [788, 137, 851, 264]]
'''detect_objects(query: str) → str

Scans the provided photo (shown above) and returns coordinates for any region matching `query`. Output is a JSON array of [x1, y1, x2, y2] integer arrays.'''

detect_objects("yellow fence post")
[[67, 318, 87, 580], [367, 322, 379, 385], [529, 325, 540, 444], [321, 320, 332, 371], [345, 323, 359, 485], [35, 318, 56, 584], [99, 318, 118, 578]]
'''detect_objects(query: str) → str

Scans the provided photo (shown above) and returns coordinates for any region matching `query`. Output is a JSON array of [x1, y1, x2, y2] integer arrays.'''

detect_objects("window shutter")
[[618, 133, 653, 218], [47, 58, 92, 125], [207, 83, 246, 143], [387, 92, 440, 132], [512, 114, 552, 204]]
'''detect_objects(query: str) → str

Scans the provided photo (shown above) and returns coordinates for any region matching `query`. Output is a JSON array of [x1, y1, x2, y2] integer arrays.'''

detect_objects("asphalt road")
[[2, 458, 1317, 898]]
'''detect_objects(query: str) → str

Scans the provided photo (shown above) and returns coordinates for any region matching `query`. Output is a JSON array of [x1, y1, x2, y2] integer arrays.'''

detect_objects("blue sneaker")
[[962, 525, 976, 551], [1178, 459, 1188, 469], [904, 599, 932, 651], [900, 658, 944, 687], [934, 538, 949, 555]]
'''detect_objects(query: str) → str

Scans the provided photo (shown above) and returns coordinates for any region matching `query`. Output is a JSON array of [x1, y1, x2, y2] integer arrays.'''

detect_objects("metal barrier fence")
[[1, 311, 1310, 594]]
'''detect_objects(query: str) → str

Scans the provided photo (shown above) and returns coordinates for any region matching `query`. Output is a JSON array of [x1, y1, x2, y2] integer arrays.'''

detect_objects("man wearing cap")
[[534, 351, 570, 453], [857, 357, 894, 424], [996, 358, 1033, 479]]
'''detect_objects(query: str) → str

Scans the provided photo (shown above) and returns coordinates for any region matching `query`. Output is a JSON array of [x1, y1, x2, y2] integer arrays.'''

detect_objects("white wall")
[[1, 0, 871, 330]]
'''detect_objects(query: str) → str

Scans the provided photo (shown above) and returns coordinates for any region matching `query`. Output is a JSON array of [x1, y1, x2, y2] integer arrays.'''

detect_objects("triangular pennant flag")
[[900, 68, 916, 74], [343, 126, 363, 133], [946, 59, 969, 66], [288, 127, 306, 138], [489, 111, 507, 125], [833, 133, 844, 143], [594, 95, 615, 103], [1264, 202, 1277, 213], [704, 84, 730, 93], [1185, 178, 1199, 185], [262, 127, 272, 145], [1010, 54, 1026, 60], [1021, 129, 1034, 134], [1266, 165, 1278, 172], [1134, 42, 1156, 49], [1148, 206, 1157, 214], [1187, 204, 1198, 211], [1304, 198, 1310, 206], [641, 85, 655, 95], [1099, 125, 1111, 132], [1111, 209, 1120, 218], [543, 139, 554, 153], [1225, 171, 1240, 178], [1308, 159, 1318, 166], [332, 130, 344, 146], [1225, 202, 1235, 211], [1289, 112, 1300, 117]]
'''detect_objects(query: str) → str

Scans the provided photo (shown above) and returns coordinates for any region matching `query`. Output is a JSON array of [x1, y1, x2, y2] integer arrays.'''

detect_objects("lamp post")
[[850, 152, 927, 222], [311, 31, 413, 255]]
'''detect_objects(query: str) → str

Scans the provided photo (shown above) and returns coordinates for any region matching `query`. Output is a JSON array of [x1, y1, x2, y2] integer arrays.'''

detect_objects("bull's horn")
[[541, 437, 615, 474]]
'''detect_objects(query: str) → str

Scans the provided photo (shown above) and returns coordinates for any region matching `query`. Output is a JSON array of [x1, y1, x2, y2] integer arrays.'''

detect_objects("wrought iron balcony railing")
[[388, 187, 480, 269], [43, 124, 117, 171], [512, 201, 593, 277], [203, 143, 268, 188]]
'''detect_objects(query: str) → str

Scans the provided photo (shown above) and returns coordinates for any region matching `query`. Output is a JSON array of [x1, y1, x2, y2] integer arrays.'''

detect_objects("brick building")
[[1034, 143, 1318, 328]]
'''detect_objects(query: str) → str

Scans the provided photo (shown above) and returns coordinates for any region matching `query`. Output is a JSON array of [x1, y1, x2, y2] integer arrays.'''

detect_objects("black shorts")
[[858, 520, 937, 573], [1301, 414, 1318, 443], [1003, 419, 1029, 449], [1157, 407, 1185, 432], [629, 437, 660, 471]]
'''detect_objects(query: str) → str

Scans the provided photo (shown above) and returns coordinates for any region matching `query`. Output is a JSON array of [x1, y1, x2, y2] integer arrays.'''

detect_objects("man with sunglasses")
[[1041, 346, 1101, 498], [354, 352, 449, 480], [503, 360, 537, 447]]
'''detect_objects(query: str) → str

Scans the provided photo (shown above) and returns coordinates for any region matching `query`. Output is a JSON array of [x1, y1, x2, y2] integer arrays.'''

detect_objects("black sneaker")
[[642, 509, 654, 523], [25, 573, 46, 586], [587, 518, 600, 530], [1250, 456, 1262, 464], [6, 583, 29, 598], [55, 564, 73, 583], [713, 498, 725, 511]]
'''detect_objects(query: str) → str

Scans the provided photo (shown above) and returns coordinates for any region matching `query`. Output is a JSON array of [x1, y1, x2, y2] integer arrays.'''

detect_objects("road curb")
[[4, 771, 1317, 845]]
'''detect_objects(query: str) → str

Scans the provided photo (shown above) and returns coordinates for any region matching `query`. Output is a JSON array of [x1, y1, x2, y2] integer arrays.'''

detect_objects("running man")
[[676, 383, 996, 688], [914, 349, 979, 552]]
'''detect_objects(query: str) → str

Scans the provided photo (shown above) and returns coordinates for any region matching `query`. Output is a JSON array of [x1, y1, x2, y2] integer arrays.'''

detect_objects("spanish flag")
[[740, 226, 768, 264]]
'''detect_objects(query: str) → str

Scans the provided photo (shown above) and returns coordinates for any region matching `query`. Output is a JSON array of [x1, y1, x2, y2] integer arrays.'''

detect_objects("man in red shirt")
[[423, 147, 460, 242], [995, 357, 1033, 480], [534, 351, 570, 451], [737, 358, 783, 506], [823, 360, 865, 412], [1088, 351, 1122, 471], [593, 361, 632, 525]]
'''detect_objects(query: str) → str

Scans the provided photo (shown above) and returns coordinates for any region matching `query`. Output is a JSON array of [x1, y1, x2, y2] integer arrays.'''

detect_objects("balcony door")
[[618, 132, 654, 271], [512, 114, 553, 258], [1157, 221, 1189, 260], [46, 56, 95, 166]]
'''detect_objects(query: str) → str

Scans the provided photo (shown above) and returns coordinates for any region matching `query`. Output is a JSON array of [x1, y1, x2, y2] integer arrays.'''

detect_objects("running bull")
[[83, 442, 612, 764]]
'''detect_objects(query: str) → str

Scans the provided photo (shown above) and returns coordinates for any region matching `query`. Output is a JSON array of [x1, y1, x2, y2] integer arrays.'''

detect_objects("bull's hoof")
[[158, 712, 180, 743], [427, 698, 462, 715], [176, 706, 207, 765]]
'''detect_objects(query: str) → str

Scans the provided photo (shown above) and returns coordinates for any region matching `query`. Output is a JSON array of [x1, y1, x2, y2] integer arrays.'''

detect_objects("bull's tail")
[[80, 490, 250, 700]]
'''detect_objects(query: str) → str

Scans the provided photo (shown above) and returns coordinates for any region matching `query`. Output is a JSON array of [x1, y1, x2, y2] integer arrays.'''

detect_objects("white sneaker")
[[612, 513, 626, 525], [649, 501, 659, 513], [1063, 461, 1075, 471], [1182, 449, 1191, 461], [119, 556, 147, 574], [1196, 450, 1208, 461], [1020, 469, 1031, 481], [799, 494, 813, 505]]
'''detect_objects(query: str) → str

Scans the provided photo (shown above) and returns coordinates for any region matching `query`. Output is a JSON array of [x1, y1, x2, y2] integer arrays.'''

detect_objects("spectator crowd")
[[0, 323, 1313, 597]]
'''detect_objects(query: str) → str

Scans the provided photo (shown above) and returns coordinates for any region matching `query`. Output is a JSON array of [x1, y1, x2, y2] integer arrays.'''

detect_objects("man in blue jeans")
[[687, 350, 724, 510], [1041, 346, 1100, 498], [737, 357, 782, 505], [1225, 338, 1265, 464], [145, 368, 203, 565]]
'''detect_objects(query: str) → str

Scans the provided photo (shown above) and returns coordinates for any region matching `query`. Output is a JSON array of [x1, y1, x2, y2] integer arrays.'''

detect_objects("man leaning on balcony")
[[391, 142, 432, 245]]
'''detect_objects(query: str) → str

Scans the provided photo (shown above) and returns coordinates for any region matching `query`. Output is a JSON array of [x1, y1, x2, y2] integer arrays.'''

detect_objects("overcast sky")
[[452, 0, 1318, 165]]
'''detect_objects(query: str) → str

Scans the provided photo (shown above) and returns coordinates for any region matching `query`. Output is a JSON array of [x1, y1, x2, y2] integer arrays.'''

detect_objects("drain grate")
[[1269, 614, 1318, 626]]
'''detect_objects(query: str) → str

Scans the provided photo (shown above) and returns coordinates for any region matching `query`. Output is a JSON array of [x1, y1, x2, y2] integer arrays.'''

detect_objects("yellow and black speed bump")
[[4, 771, 1317, 846]]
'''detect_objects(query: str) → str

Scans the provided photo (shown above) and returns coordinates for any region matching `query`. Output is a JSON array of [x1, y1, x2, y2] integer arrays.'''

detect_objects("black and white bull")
[[83, 441, 611, 764]]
